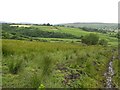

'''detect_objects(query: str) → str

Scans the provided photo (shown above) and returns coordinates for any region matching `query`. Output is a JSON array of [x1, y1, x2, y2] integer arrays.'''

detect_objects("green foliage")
[[2, 45, 14, 56], [65, 23, 117, 32], [81, 33, 99, 45], [41, 55, 53, 76], [8, 56, 23, 74], [99, 39, 108, 46], [31, 73, 41, 88], [80, 27, 107, 33], [1, 22, 118, 88], [116, 32, 120, 39], [38, 84, 45, 90], [2, 24, 80, 39], [2, 37, 118, 88], [2, 23, 118, 46]]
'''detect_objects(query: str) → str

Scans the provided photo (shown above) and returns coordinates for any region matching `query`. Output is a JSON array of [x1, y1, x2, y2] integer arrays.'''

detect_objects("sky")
[[0, 0, 119, 24]]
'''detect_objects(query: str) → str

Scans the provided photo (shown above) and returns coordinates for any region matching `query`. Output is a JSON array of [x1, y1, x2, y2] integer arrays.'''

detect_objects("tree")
[[81, 33, 99, 45], [46, 23, 50, 26]]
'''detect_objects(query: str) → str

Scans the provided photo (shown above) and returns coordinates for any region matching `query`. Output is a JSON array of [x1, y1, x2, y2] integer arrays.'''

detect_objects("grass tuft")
[[8, 56, 23, 74]]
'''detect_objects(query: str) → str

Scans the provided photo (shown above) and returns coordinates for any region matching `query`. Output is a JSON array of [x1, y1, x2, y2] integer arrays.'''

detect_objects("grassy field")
[[2, 24, 118, 46], [33, 25, 118, 46], [33, 26, 88, 36], [2, 39, 119, 88], [2, 23, 119, 89]]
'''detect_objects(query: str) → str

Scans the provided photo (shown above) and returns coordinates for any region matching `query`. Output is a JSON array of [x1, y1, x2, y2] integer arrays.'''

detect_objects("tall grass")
[[2, 39, 118, 88], [41, 55, 53, 76], [8, 56, 23, 74]]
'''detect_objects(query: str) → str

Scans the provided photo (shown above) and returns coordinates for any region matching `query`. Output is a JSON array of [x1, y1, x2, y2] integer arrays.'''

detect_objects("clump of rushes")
[[8, 56, 23, 74], [2, 45, 14, 56], [41, 55, 53, 76], [31, 55, 53, 89], [31, 72, 41, 88]]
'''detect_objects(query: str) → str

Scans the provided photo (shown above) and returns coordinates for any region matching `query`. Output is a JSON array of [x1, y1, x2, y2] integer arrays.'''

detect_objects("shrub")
[[99, 39, 108, 46], [81, 33, 99, 45]]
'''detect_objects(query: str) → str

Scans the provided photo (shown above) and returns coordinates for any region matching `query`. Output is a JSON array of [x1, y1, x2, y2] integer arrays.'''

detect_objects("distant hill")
[[61, 22, 118, 31]]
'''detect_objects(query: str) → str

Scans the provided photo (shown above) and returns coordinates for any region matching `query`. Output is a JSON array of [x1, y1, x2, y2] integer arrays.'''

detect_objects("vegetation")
[[2, 39, 118, 88], [81, 33, 99, 45], [2, 24, 80, 39], [2, 23, 118, 46], [79, 27, 107, 34], [99, 39, 108, 46], [64, 23, 117, 31], [1, 23, 119, 89]]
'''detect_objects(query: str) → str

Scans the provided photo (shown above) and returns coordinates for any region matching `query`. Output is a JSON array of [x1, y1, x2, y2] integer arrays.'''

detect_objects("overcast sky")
[[0, 0, 119, 24]]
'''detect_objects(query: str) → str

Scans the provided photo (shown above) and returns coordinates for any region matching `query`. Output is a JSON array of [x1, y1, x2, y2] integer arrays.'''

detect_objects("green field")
[[2, 23, 119, 89], [33, 25, 118, 46]]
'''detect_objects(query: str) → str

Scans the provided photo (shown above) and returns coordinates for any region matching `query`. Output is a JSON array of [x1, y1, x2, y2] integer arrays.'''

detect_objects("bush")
[[99, 39, 108, 46], [81, 33, 99, 45]]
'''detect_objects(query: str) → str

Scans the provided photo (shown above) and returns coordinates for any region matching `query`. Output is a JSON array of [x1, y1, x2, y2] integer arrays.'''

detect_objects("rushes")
[[8, 56, 23, 74], [2, 39, 117, 88], [2, 45, 14, 56], [31, 73, 40, 88], [42, 55, 53, 76], [30, 55, 53, 88]]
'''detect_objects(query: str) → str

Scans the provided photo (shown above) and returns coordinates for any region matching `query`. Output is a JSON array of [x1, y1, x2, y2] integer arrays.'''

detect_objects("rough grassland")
[[2, 39, 118, 88]]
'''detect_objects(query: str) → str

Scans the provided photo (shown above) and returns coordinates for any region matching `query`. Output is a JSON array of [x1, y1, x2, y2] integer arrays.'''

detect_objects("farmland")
[[2, 23, 119, 89]]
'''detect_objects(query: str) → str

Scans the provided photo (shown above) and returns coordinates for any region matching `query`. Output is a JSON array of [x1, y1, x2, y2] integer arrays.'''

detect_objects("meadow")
[[2, 23, 119, 89]]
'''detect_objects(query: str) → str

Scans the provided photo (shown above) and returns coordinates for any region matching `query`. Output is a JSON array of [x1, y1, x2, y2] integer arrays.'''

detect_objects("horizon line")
[[0, 21, 118, 25]]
